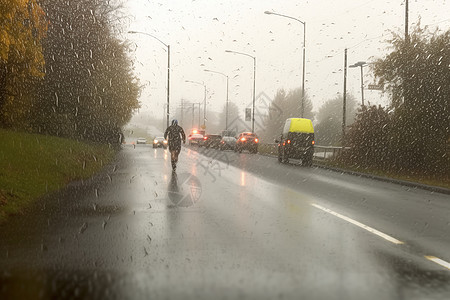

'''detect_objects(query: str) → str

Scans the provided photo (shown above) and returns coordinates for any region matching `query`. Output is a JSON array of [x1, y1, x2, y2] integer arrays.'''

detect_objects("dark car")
[[219, 136, 236, 151], [235, 132, 259, 154], [202, 134, 222, 148], [153, 137, 168, 148], [276, 118, 315, 166]]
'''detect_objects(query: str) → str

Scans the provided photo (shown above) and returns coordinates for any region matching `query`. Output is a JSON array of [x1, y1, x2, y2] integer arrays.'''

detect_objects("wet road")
[[0, 144, 449, 299]]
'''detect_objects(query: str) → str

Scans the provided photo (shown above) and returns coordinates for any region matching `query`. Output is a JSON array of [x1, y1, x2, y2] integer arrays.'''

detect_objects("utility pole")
[[360, 64, 364, 106], [197, 103, 201, 128], [166, 45, 170, 129], [180, 99, 184, 127], [342, 48, 348, 145], [252, 56, 256, 133], [349, 61, 367, 106], [127, 31, 171, 129], [404, 0, 410, 108], [225, 50, 256, 133], [301, 22, 306, 117], [202, 87, 206, 127], [264, 11, 306, 118], [405, 0, 409, 43], [192, 103, 195, 129]]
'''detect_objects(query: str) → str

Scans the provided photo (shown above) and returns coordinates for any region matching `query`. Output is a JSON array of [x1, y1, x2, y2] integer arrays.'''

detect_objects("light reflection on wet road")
[[0, 144, 449, 299]]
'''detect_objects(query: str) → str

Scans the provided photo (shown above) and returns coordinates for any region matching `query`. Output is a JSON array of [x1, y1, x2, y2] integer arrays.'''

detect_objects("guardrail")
[[313, 145, 350, 160], [258, 143, 350, 160]]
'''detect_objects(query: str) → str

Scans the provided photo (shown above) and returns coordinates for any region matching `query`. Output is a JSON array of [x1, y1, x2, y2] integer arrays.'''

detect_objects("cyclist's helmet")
[[171, 119, 178, 126]]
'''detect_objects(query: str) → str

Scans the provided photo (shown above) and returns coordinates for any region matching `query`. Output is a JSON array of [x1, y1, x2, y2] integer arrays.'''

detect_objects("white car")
[[136, 137, 147, 144], [188, 134, 203, 145]]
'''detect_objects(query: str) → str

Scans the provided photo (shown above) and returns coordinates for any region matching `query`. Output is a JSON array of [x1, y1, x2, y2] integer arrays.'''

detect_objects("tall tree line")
[[343, 25, 449, 175], [314, 94, 357, 145], [0, 0, 48, 127], [0, 0, 140, 144], [261, 88, 313, 141]]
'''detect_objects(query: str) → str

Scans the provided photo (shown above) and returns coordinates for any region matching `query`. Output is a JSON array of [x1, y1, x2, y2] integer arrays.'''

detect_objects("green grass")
[[258, 143, 278, 156], [316, 159, 450, 189], [0, 129, 116, 223], [257, 143, 449, 189]]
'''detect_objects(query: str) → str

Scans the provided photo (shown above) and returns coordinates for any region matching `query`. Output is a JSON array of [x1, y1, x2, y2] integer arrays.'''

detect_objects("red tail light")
[[287, 139, 291, 144], [240, 137, 246, 142], [254, 138, 259, 143], [312, 140, 315, 145], [203, 136, 208, 140]]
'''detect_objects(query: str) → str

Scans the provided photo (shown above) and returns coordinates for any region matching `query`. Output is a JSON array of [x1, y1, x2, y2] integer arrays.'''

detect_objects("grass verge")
[[257, 143, 449, 189], [0, 129, 116, 223], [315, 159, 450, 189]]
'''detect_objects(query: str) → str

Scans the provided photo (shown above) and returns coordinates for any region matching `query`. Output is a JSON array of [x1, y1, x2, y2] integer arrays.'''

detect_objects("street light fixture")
[[185, 80, 207, 128], [225, 50, 256, 133], [204, 69, 229, 131], [349, 61, 367, 106], [128, 30, 171, 129], [264, 11, 306, 117]]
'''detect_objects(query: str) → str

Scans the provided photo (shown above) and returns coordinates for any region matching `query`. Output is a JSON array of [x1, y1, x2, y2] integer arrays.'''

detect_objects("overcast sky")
[[123, 0, 450, 121]]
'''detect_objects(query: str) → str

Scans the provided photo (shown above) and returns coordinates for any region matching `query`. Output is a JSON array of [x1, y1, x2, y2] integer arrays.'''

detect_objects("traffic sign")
[[245, 108, 251, 121], [368, 84, 383, 90]]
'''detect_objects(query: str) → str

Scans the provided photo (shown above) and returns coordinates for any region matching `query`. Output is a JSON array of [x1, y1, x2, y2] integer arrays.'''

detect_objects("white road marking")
[[425, 256, 450, 270], [311, 203, 404, 245]]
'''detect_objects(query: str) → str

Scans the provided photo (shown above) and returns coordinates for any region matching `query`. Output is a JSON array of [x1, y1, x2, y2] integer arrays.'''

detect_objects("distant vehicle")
[[221, 130, 236, 137], [219, 136, 236, 151], [188, 133, 203, 145], [136, 137, 147, 144], [276, 118, 315, 166], [202, 134, 222, 148], [190, 128, 205, 136], [235, 132, 259, 154], [153, 137, 168, 148]]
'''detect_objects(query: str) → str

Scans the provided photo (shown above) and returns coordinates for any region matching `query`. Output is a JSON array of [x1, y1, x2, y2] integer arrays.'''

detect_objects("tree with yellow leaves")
[[0, 0, 48, 127]]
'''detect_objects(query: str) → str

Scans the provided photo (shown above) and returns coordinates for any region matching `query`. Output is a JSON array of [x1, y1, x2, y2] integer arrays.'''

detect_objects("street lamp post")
[[204, 69, 229, 131], [185, 80, 206, 128], [197, 102, 201, 128], [225, 50, 256, 133], [128, 31, 170, 129], [349, 61, 367, 106], [264, 11, 306, 117]]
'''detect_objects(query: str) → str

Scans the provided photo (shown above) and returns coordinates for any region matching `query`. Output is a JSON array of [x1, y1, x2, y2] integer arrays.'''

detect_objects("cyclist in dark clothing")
[[164, 119, 186, 171]]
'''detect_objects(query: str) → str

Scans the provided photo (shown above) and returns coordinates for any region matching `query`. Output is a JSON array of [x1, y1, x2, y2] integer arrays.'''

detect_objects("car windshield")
[[1, 1, 449, 299]]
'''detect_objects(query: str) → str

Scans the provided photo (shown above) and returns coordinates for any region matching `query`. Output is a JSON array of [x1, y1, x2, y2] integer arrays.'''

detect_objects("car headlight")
[[153, 139, 158, 143], [163, 140, 168, 144]]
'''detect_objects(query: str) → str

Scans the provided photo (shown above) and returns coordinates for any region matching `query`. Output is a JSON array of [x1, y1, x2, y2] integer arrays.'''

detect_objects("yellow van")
[[275, 118, 315, 166]]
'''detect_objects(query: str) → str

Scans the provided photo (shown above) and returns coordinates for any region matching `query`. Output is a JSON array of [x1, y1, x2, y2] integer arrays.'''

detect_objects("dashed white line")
[[425, 256, 450, 270], [311, 203, 404, 245]]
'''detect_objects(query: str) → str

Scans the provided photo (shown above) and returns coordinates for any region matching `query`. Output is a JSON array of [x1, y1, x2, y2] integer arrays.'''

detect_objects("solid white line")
[[311, 203, 404, 245], [425, 256, 450, 270]]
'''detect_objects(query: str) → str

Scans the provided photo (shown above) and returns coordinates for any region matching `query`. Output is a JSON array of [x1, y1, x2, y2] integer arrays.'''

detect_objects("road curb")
[[255, 150, 449, 195], [313, 161, 450, 195], [199, 148, 449, 195]]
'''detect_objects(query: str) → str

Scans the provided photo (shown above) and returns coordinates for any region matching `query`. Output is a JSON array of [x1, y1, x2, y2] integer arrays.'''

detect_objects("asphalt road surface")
[[1, 144, 449, 299]]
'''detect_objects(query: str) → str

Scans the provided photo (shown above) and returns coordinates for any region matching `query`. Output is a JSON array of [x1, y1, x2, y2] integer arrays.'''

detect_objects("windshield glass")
[[1, 0, 449, 299]]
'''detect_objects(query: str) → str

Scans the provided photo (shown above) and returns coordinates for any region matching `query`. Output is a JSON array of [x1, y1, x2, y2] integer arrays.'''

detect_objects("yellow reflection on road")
[[190, 161, 197, 176], [240, 171, 246, 186]]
